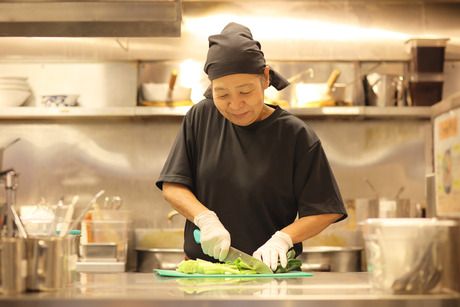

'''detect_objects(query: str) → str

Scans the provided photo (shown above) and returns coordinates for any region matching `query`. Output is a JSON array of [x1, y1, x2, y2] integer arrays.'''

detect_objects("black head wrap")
[[203, 22, 289, 99]]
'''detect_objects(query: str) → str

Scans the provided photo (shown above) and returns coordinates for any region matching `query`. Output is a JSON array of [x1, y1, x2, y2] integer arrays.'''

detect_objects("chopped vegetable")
[[176, 249, 302, 275], [177, 258, 257, 275], [274, 249, 302, 273]]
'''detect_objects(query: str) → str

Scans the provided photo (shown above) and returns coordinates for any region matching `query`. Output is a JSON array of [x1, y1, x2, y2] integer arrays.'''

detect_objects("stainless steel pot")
[[299, 246, 363, 272], [136, 248, 185, 272]]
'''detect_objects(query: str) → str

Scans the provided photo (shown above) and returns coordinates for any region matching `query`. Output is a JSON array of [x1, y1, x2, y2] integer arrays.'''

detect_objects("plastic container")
[[406, 39, 449, 73], [79, 242, 118, 260], [361, 218, 456, 294], [80, 220, 130, 262], [409, 81, 443, 106]]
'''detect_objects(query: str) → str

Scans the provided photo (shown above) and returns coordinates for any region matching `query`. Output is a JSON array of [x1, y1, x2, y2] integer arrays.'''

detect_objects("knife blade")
[[193, 229, 273, 274]]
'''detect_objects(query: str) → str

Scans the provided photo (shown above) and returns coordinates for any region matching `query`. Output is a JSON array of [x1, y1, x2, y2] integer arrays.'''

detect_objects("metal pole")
[[5, 170, 17, 237]]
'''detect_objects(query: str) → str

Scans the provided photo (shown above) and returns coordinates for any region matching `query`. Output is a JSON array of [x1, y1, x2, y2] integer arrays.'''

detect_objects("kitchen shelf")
[[0, 106, 432, 120]]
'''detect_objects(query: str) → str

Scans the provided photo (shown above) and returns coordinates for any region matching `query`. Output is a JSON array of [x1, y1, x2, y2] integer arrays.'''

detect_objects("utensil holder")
[[1, 237, 27, 295], [25, 236, 77, 291]]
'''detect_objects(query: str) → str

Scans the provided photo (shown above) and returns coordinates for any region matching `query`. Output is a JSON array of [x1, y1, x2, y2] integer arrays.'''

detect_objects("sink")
[[134, 228, 184, 249]]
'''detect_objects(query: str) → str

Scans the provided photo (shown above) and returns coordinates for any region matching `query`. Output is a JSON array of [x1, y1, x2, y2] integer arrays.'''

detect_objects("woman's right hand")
[[193, 210, 230, 261]]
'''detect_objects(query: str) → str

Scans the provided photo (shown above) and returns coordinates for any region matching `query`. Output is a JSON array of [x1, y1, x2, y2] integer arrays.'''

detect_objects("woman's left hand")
[[253, 231, 293, 271]]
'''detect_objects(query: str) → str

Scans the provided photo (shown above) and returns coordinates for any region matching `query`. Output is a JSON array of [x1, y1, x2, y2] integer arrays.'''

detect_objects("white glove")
[[193, 210, 231, 261], [253, 231, 293, 271]]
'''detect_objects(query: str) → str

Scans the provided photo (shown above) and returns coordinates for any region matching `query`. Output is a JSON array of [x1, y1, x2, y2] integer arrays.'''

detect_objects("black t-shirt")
[[156, 99, 347, 261]]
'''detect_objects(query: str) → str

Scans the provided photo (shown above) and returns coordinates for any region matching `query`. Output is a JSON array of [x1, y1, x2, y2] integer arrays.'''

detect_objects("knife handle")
[[193, 229, 201, 244]]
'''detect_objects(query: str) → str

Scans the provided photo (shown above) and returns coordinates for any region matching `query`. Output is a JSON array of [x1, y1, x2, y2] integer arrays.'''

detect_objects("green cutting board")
[[154, 269, 313, 278]]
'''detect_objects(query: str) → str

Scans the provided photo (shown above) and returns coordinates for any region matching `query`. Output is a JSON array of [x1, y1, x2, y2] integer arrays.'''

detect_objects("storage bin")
[[409, 81, 443, 106], [406, 39, 449, 73], [80, 220, 130, 262], [361, 218, 456, 294]]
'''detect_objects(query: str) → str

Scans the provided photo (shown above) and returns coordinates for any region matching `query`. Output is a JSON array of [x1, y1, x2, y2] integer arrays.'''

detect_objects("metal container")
[[299, 246, 363, 272], [25, 236, 77, 291], [355, 198, 422, 221], [136, 248, 184, 272], [365, 73, 404, 107], [1, 237, 27, 295]]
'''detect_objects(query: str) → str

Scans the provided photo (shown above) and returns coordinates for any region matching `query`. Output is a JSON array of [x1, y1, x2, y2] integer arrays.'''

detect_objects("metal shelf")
[[0, 106, 432, 120]]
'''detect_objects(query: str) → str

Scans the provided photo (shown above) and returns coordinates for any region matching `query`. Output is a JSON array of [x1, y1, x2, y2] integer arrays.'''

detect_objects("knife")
[[193, 229, 273, 274]]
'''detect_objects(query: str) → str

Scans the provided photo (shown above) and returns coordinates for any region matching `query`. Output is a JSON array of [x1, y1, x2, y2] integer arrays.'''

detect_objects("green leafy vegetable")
[[177, 249, 302, 275], [273, 249, 302, 273], [177, 258, 257, 275]]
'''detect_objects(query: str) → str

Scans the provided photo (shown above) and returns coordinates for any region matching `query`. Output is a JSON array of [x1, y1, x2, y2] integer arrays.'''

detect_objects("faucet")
[[167, 210, 179, 222]]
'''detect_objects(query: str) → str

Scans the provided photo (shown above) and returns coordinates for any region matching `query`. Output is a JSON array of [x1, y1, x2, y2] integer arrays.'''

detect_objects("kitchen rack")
[[0, 106, 432, 120]]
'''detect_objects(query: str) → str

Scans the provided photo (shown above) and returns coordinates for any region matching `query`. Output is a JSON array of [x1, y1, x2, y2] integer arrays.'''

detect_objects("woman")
[[156, 22, 347, 271]]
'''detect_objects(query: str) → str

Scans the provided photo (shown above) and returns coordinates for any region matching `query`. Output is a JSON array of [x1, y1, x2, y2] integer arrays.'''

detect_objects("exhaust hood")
[[0, 0, 181, 37]]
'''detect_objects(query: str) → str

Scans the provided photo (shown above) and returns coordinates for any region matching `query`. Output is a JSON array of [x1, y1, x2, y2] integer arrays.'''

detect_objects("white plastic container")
[[361, 218, 456, 294], [80, 210, 131, 262]]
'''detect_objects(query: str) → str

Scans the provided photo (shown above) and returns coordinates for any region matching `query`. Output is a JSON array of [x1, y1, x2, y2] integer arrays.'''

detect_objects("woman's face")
[[212, 67, 270, 126]]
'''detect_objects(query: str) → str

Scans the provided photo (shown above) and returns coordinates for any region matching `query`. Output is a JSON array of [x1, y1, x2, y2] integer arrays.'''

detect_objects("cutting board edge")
[[154, 269, 313, 278]]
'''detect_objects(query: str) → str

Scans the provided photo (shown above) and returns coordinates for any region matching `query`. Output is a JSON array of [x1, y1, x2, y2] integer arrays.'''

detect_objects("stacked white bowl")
[[0, 77, 32, 107]]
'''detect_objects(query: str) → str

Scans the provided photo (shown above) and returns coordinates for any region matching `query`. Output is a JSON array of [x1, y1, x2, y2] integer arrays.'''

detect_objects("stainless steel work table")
[[1, 272, 459, 307]]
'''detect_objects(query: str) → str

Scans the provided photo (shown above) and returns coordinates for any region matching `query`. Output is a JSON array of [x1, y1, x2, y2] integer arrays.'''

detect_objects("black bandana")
[[203, 22, 289, 99]]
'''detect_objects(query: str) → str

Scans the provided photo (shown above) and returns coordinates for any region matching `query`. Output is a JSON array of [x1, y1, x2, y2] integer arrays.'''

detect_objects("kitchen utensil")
[[0, 138, 20, 152], [58, 195, 78, 237], [154, 269, 312, 278], [41, 95, 79, 107], [364, 178, 379, 197], [112, 197, 123, 210], [103, 196, 123, 210], [166, 70, 178, 103], [193, 229, 272, 274], [391, 241, 441, 294], [10, 205, 28, 238], [66, 190, 105, 235], [365, 73, 402, 107], [324, 69, 341, 101], [0, 88, 31, 107]]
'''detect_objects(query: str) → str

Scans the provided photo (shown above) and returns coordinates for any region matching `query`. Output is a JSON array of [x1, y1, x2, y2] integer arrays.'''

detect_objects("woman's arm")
[[162, 182, 208, 222], [162, 182, 231, 261], [281, 213, 343, 244]]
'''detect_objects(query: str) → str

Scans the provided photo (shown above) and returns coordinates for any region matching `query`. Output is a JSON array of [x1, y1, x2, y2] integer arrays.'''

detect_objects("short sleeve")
[[155, 112, 196, 191], [294, 140, 347, 222]]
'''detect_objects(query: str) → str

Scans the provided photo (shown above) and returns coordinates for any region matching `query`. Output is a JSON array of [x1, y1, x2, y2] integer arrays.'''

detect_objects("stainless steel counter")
[[0, 272, 459, 307]]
